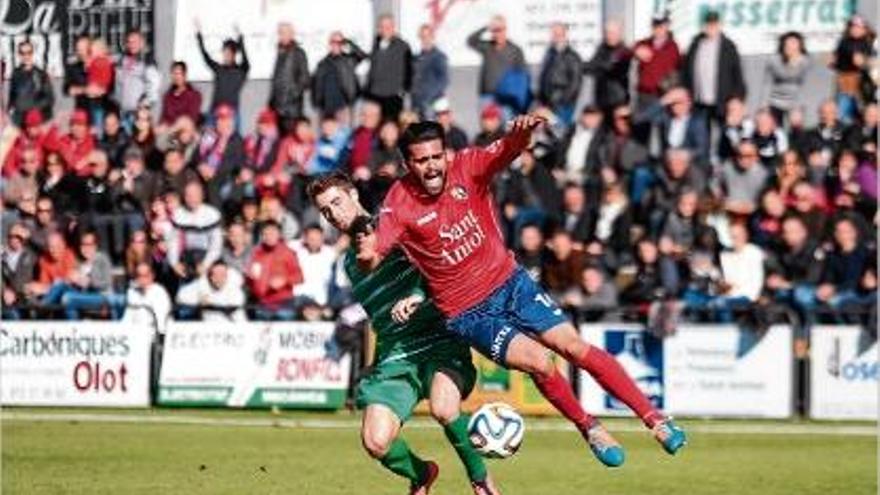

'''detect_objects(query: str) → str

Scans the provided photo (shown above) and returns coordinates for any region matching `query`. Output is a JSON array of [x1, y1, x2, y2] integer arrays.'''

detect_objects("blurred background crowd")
[[1, 8, 877, 342]]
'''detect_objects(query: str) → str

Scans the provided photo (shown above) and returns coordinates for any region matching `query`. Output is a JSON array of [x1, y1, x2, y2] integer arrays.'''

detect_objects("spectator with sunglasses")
[[9, 40, 54, 127]]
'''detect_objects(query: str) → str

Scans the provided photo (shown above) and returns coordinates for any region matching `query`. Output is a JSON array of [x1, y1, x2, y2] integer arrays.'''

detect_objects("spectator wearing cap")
[[720, 140, 770, 216], [762, 32, 811, 128], [633, 13, 681, 114], [167, 181, 223, 282], [2, 223, 38, 319], [195, 19, 249, 121], [269, 22, 310, 131], [176, 260, 246, 322], [537, 23, 583, 127], [9, 40, 54, 126], [683, 10, 746, 130], [636, 86, 709, 167], [3, 109, 61, 178], [411, 24, 449, 119], [312, 31, 368, 121], [245, 109, 281, 176], [583, 20, 632, 116], [99, 110, 131, 169], [365, 14, 413, 120], [160, 61, 203, 127], [468, 15, 526, 118], [561, 105, 611, 188], [433, 98, 468, 150], [59, 110, 96, 177], [831, 15, 876, 122], [562, 265, 619, 322], [122, 262, 172, 334], [247, 220, 304, 320], [473, 103, 505, 147], [196, 104, 246, 207], [114, 30, 161, 128]]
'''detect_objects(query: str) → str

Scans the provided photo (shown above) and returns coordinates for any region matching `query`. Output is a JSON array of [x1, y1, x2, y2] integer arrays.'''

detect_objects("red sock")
[[532, 368, 596, 432], [576, 346, 664, 429]]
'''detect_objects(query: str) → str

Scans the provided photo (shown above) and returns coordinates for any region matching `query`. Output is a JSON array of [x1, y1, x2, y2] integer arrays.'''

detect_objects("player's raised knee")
[[361, 427, 394, 459], [429, 398, 460, 425]]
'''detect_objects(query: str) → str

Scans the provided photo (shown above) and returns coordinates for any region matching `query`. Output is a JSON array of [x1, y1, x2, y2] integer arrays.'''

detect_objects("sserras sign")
[[810, 325, 878, 420], [158, 321, 350, 409], [579, 324, 793, 418], [0, 321, 153, 407]]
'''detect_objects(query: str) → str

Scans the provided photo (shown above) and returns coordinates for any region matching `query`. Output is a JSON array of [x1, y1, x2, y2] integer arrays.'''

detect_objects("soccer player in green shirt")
[[308, 173, 501, 495]]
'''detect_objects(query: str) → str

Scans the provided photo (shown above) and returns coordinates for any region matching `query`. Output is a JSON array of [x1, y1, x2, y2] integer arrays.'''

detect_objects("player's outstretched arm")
[[472, 113, 547, 185]]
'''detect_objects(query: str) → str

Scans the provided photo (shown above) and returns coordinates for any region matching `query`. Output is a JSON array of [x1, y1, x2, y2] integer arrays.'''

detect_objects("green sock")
[[443, 415, 488, 482], [379, 437, 428, 483]]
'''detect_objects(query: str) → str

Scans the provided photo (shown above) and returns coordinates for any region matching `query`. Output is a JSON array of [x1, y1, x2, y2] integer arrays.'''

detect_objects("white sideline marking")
[[2, 411, 876, 437]]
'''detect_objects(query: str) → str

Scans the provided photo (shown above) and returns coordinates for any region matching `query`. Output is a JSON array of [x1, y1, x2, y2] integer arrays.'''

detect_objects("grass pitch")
[[2, 408, 876, 495]]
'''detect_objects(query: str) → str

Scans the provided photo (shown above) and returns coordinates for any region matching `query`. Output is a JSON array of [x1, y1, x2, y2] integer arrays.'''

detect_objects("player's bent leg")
[[428, 372, 498, 494], [503, 333, 625, 468], [538, 323, 687, 455], [361, 405, 436, 490]]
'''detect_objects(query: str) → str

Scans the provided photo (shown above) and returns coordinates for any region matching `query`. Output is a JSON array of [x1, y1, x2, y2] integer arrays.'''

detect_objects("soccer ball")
[[467, 402, 525, 459]]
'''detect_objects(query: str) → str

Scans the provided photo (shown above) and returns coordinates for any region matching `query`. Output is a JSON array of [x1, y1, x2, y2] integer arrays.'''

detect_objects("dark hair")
[[304, 223, 324, 233], [171, 60, 188, 73], [222, 38, 239, 53], [125, 28, 142, 38], [306, 172, 356, 204], [261, 219, 282, 231], [777, 31, 807, 61], [398, 121, 446, 160]]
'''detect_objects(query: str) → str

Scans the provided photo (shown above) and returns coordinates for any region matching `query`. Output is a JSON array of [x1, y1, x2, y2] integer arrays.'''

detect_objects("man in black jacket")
[[365, 15, 412, 120], [583, 20, 631, 117], [195, 19, 249, 120], [682, 11, 746, 131], [269, 22, 310, 133], [64, 35, 90, 110], [538, 23, 583, 128], [9, 40, 54, 126], [313, 31, 368, 121]]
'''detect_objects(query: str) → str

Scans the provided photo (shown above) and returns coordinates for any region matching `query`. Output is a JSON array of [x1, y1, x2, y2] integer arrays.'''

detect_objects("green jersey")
[[343, 248, 468, 374]]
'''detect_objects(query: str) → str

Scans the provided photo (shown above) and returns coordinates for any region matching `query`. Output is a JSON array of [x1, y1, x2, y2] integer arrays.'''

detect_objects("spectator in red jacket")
[[160, 61, 203, 127], [633, 12, 681, 112], [347, 100, 381, 180], [246, 219, 303, 320], [59, 109, 96, 177], [84, 38, 114, 128], [3, 109, 61, 177]]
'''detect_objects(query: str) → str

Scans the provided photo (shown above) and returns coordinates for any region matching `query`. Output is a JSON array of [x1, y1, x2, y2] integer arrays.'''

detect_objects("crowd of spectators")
[[1, 11, 876, 339]]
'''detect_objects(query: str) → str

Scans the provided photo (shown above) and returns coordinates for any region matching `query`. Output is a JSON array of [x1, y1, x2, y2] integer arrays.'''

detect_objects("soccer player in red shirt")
[[356, 116, 686, 467]]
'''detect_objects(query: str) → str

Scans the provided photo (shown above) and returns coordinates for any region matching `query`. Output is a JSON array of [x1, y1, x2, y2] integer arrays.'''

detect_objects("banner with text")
[[158, 321, 350, 409], [61, 0, 155, 63], [399, 0, 603, 67], [810, 325, 878, 420], [580, 324, 793, 418], [1, 0, 64, 77], [633, 0, 857, 55], [0, 321, 152, 407], [173, 0, 373, 81]]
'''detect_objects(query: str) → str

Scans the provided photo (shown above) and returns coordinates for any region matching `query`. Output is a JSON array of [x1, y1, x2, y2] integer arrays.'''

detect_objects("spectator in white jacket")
[[115, 30, 161, 126], [715, 222, 765, 320], [122, 262, 171, 334], [167, 181, 223, 282], [290, 224, 338, 309], [175, 261, 246, 321]]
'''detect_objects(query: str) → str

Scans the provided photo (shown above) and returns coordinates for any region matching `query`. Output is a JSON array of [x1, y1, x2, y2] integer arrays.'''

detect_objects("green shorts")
[[355, 352, 476, 423]]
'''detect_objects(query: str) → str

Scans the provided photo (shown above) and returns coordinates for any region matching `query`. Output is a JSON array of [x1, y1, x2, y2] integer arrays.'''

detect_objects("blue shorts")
[[447, 268, 568, 364]]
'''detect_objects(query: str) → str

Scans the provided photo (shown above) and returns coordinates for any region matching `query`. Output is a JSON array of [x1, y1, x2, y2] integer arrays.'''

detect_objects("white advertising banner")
[[0, 321, 153, 407], [663, 325, 792, 418], [158, 321, 350, 409], [399, 0, 603, 66], [173, 0, 374, 81], [580, 324, 793, 418], [632, 0, 858, 55], [810, 325, 878, 420]]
